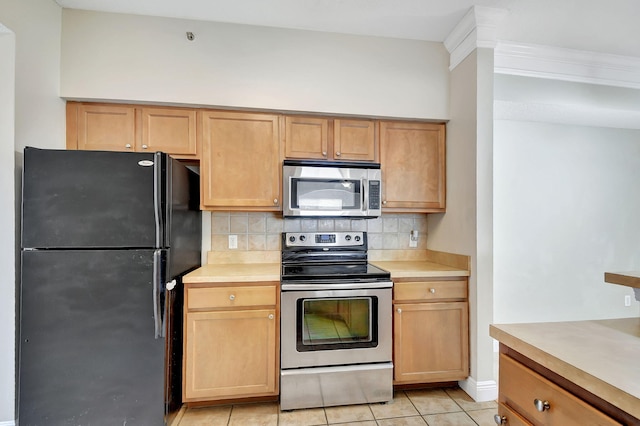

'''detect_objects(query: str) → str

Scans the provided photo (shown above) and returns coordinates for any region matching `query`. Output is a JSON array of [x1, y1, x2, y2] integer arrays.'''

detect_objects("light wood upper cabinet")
[[284, 116, 377, 162], [379, 121, 445, 212], [140, 107, 197, 157], [393, 277, 469, 384], [200, 110, 282, 211], [66, 102, 199, 159]]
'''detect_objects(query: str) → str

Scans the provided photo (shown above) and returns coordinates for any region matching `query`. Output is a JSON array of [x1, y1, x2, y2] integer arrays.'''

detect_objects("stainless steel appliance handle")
[[153, 250, 162, 339], [281, 281, 393, 291], [362, 178, 368, 213]]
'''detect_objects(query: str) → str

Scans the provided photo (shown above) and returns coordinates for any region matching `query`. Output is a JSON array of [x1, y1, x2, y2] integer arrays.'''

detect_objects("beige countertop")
[[184, 249, 470, 284], [490, 318, 640, 420]]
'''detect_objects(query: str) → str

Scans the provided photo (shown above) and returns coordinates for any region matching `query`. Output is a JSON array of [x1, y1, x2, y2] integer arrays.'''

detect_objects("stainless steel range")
[[280, 231, 393, 410]]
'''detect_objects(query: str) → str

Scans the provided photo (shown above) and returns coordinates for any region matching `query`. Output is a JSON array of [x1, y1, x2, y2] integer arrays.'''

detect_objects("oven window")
[[296, 297, 378, 351], [291, 179, 361, 210]]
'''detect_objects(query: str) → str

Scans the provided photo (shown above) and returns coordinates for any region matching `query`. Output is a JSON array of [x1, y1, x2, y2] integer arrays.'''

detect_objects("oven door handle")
[[281, 281, 393, 291]]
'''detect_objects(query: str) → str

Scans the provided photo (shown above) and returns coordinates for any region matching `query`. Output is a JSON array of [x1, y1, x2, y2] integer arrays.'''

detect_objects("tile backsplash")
[[210, 212, 428, 251]]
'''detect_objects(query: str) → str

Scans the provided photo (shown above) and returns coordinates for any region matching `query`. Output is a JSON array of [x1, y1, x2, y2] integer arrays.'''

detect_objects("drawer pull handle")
[[229, 294, 236, 301], [534, 399, 550, 412], [429, 288, 436, 294], [268, 314, 274, 320], [493, 415, 507, 424]]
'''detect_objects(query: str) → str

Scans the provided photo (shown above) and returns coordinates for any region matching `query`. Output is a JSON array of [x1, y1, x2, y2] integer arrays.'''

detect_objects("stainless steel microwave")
[[282, 160, 382, 218]]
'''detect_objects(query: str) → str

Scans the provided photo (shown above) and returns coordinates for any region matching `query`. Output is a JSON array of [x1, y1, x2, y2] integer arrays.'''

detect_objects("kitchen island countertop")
[[490, 318, 640, 420]]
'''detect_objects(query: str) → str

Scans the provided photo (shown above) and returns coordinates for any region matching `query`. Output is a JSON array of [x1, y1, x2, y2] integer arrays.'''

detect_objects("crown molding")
[[494, 41, 640, 89], [444, 6, 508, 70]]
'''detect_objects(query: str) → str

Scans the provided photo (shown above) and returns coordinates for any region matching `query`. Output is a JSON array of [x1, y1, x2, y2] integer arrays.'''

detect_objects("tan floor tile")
[[377, 416, 428, 425], [328, 422, 377, 426], [466, 408, 500, 426], [369, 392, 420, 419], [423, 411, 477, 426], [228, 402, 279, 426], [405, 389, 462, 415], [278, 407, 327, 426], [324, 404, 375, 424], [178, 405, 231, 426], [444, 388, 498, 412]]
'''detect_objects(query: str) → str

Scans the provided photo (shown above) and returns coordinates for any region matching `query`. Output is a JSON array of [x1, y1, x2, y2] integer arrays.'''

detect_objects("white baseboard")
[[458, 376, 498, 402], [0, 420, 16, 426]]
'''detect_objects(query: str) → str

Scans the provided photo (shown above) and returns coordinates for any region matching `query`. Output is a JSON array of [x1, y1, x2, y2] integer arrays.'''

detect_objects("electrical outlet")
[[625, 295, 632, 307], [409, 230, 418, 248], [228, 234, 238, 249]]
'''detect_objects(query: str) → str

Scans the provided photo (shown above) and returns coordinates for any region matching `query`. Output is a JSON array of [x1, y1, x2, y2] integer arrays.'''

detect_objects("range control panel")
[[284, 232, 365, 248]]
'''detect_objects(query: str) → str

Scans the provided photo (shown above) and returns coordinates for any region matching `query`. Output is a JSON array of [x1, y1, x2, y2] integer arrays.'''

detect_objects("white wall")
[[494, 74, 640, 323], [0, 0, 64, 423], [60, 9, 450, 120], [426, 48, 497, 401]]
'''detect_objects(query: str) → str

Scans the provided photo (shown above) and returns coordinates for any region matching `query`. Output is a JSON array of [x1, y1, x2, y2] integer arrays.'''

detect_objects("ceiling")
[[54, 0, 640, 58]]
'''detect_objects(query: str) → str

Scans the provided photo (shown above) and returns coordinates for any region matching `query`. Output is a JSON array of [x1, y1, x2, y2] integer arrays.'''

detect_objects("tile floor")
[[175, 387, 498, 426]]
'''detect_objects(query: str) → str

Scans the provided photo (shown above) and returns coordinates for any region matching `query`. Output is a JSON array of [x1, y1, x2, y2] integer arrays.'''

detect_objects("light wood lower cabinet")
[[392, 278, 469, 384], [497, 352, 621, 426], [183, 282, 279, 402]]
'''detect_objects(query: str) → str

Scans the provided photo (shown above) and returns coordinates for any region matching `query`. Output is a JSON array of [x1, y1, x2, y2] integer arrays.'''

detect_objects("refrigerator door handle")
[[153, 152, 163, 248], [152, 250, 163, 339]]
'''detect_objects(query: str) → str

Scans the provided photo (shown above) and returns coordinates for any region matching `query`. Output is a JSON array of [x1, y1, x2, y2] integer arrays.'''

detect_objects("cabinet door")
[[393, 301, 468, 383], [73, 103, 137, 152], [183, 309, 278, 401], [334, 119, 377, 161], [141, 107, 198, 158], [379, 121, 445, 212], [200, 110, 282, 210], [284, 116, 329, 160]]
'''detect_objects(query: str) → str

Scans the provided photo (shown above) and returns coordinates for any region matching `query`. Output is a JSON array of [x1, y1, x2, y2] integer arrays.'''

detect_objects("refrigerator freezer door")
[[21, 148, 164, 249], [19, 249, 167, 425]]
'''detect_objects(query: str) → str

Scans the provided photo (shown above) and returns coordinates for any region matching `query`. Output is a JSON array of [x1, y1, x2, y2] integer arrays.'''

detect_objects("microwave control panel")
[[369, 180, 381, 209]]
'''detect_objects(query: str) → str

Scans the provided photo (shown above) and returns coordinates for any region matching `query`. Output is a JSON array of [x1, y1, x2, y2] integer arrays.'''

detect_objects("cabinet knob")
[[322, 151, 327, 157], [268, 314, 274, 320], [534, 399, 550, 412], [229, 294, 235, 301], [382, 200, 387, 205], [141, 144, 148, 149], [396, 308, 402, 314], [125, 143, 132, 149], [336, 151, 341, 156], [493, 414, 507, 424], [429, 288, 436, 294], [273, 198, 279, 205]]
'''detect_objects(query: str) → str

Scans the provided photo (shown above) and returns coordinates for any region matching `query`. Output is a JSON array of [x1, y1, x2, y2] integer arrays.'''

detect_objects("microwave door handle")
[[362, 179, 368, 213]]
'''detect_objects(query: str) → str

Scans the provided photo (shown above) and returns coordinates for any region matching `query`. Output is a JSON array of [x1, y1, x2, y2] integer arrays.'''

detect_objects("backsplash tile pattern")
[[210, 212, 428, 251]]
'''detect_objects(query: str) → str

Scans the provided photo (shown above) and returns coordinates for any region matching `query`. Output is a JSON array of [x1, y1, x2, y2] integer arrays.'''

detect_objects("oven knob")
[[345, 235, 351, 241], [300, 235, 306, 242], [289, 236, 296, 243], [355, 235, 361, 242]]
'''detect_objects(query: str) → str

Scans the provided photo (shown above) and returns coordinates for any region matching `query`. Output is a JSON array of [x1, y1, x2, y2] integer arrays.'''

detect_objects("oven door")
[[281, 286, 392, 369]]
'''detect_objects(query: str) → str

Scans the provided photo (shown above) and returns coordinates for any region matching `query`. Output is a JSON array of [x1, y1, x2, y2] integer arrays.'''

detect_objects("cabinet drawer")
[[187, 285, 276, 310], [497, 402, 532, 426], [499, 354, 621, 426], [394, 280, 467, 302]]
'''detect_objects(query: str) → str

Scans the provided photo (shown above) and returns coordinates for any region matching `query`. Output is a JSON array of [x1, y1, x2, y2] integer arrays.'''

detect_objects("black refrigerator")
[[18, 147, 201, 425]]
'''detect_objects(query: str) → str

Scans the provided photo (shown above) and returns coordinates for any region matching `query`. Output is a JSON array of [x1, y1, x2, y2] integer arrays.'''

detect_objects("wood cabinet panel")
[[140, 107, 197, 157], [183, 309, 277, 400], [379, 121, 445, 212], [499, 353, 620, 426], [393, 301, 469, 383], [200, 110, 282, 210], [334, 119, 376, 161], [394, 279, 467, 302], [186, 285, 277, 310], [284, 116, 329, 160], [74, 103, 137, 152]]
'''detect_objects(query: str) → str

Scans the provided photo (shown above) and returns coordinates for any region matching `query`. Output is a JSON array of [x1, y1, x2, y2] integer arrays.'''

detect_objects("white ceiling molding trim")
[[494, 100, 640, 130], [444, 6, 508, 71], [494, 42, 640, 90]]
